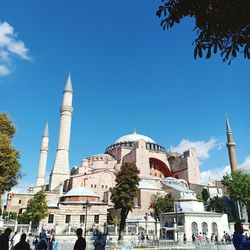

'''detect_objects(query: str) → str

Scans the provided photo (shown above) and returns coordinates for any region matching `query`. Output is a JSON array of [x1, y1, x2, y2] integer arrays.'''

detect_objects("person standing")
[[26, 233, 33, 249], [0, 228, 12, 250], [51, 237, 58, 250], [183, 233, 187, 244], [94, 230, 106, 250], [211, 233, 214, 242], [74, 228, 86, 250], [11, 231, 21, 250], [192, 234, 196, 243], [14, 233, 31, 250], [48, 237, 58, 250], [214, 234, 218, 244], [35, 230, 48, 250], [233, 222, 250, 250], [33, 235, 39, 249]]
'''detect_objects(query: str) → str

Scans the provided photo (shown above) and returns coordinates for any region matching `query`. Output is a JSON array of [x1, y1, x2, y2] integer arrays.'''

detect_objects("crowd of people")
[[0, 227, 106, 250], [0, 228, 59, 250], [189, 222, 250, 249], [1, 222, 250, 249], [191, 231, 235, 245]]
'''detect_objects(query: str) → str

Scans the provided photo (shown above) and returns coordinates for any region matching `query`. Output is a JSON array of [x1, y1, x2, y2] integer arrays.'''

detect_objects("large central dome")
[[115, 132, 155, 144], [105, 131, 166, 154]]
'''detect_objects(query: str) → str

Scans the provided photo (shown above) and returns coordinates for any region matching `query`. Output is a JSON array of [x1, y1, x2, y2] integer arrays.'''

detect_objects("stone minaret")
[[226, 115, 237, 172], [49, 74, 73, 190], [35, 122, 49, 187]]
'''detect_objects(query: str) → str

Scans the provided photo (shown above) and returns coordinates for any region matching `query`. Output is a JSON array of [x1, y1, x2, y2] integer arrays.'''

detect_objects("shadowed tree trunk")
[[118, 208, 129, 241]]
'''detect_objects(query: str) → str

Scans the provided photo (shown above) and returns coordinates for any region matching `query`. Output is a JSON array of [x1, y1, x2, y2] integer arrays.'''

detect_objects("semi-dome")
[[63, 187, 98, 197], [115, 132, 155, 144]]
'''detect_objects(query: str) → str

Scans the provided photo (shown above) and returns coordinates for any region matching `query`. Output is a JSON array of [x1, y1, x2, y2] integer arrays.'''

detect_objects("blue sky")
[[0, 1, 249, 192]]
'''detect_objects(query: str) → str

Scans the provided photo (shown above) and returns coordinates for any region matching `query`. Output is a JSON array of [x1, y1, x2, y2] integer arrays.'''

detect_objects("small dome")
[[63, 187, 98, 197], [115, 132, 155, 144]]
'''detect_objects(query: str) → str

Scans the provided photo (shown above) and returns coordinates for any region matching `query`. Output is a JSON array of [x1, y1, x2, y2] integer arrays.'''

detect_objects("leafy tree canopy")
[[222, 170, 250, 207], [150, 193, 174, 219], [196, 193, 203, 202], [111, 163, 140, 211], [110, 163, 140, 240], [2, 211, 17, 221], [201, 188, 210, 204], [25, 189, 48, 226], [111, 217, 120, 226], [207, 195, 236, 222], [17, 212, 31, 224], [207, 195, 227, 213], [0, 113, 21, 195], [156, 0, 250, 63]]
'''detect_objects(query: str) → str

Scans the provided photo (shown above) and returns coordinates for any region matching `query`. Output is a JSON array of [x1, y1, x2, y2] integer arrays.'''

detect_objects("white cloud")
[[11, 181, 34, 193], [0, 21, 30, 76], [240, 156, 250, 171], [0, 64, 10, 76], [200, 165, 231, 184], [171, 137, 218, 160], [200, 156, 250, 184], [0, 51, 10, 61]]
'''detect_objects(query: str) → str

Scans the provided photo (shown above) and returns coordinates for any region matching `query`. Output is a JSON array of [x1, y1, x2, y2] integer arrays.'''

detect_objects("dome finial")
[[133, 128, 137, 134]]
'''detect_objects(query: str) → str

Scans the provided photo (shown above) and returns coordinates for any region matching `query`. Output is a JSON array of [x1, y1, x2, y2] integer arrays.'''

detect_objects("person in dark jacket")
[[14, 233, 31, 250], [233, 222, 250, 250], [0, 227, 12, 250], [94, 230, 106, 250], [74, 228, 86, 250]]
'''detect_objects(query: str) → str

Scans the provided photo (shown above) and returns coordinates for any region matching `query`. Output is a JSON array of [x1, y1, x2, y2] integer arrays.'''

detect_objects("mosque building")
[[5, 75, 234, 239]]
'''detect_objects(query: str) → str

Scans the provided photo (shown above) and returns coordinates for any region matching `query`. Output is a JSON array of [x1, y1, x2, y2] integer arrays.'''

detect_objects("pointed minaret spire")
[[226, 114, 232, 133], [64, 72, 73, 93], [35, 122, 49, 187], [49, 74, 73, 190], [226, 115, 237, 172], [44, 122, 49, 137]]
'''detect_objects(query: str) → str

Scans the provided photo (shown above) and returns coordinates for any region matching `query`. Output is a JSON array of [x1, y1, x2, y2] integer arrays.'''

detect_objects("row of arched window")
[[191, 222, 218, 237], [146, 143, 166, 152], [105, 142, 166, 153]]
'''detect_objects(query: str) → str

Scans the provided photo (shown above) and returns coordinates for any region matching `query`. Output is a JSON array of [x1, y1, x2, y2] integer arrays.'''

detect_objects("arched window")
[[202, 222, 208, 235], [212, 222, 218, 236], [191, 222, 198, 237]]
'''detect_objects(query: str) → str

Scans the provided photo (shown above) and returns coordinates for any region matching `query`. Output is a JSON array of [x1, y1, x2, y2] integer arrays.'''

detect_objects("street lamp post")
[[83, 200, 91, 238], [175, 203, 179, 243], [154, 218, 158, 237], [144, 213, 148, 235]]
